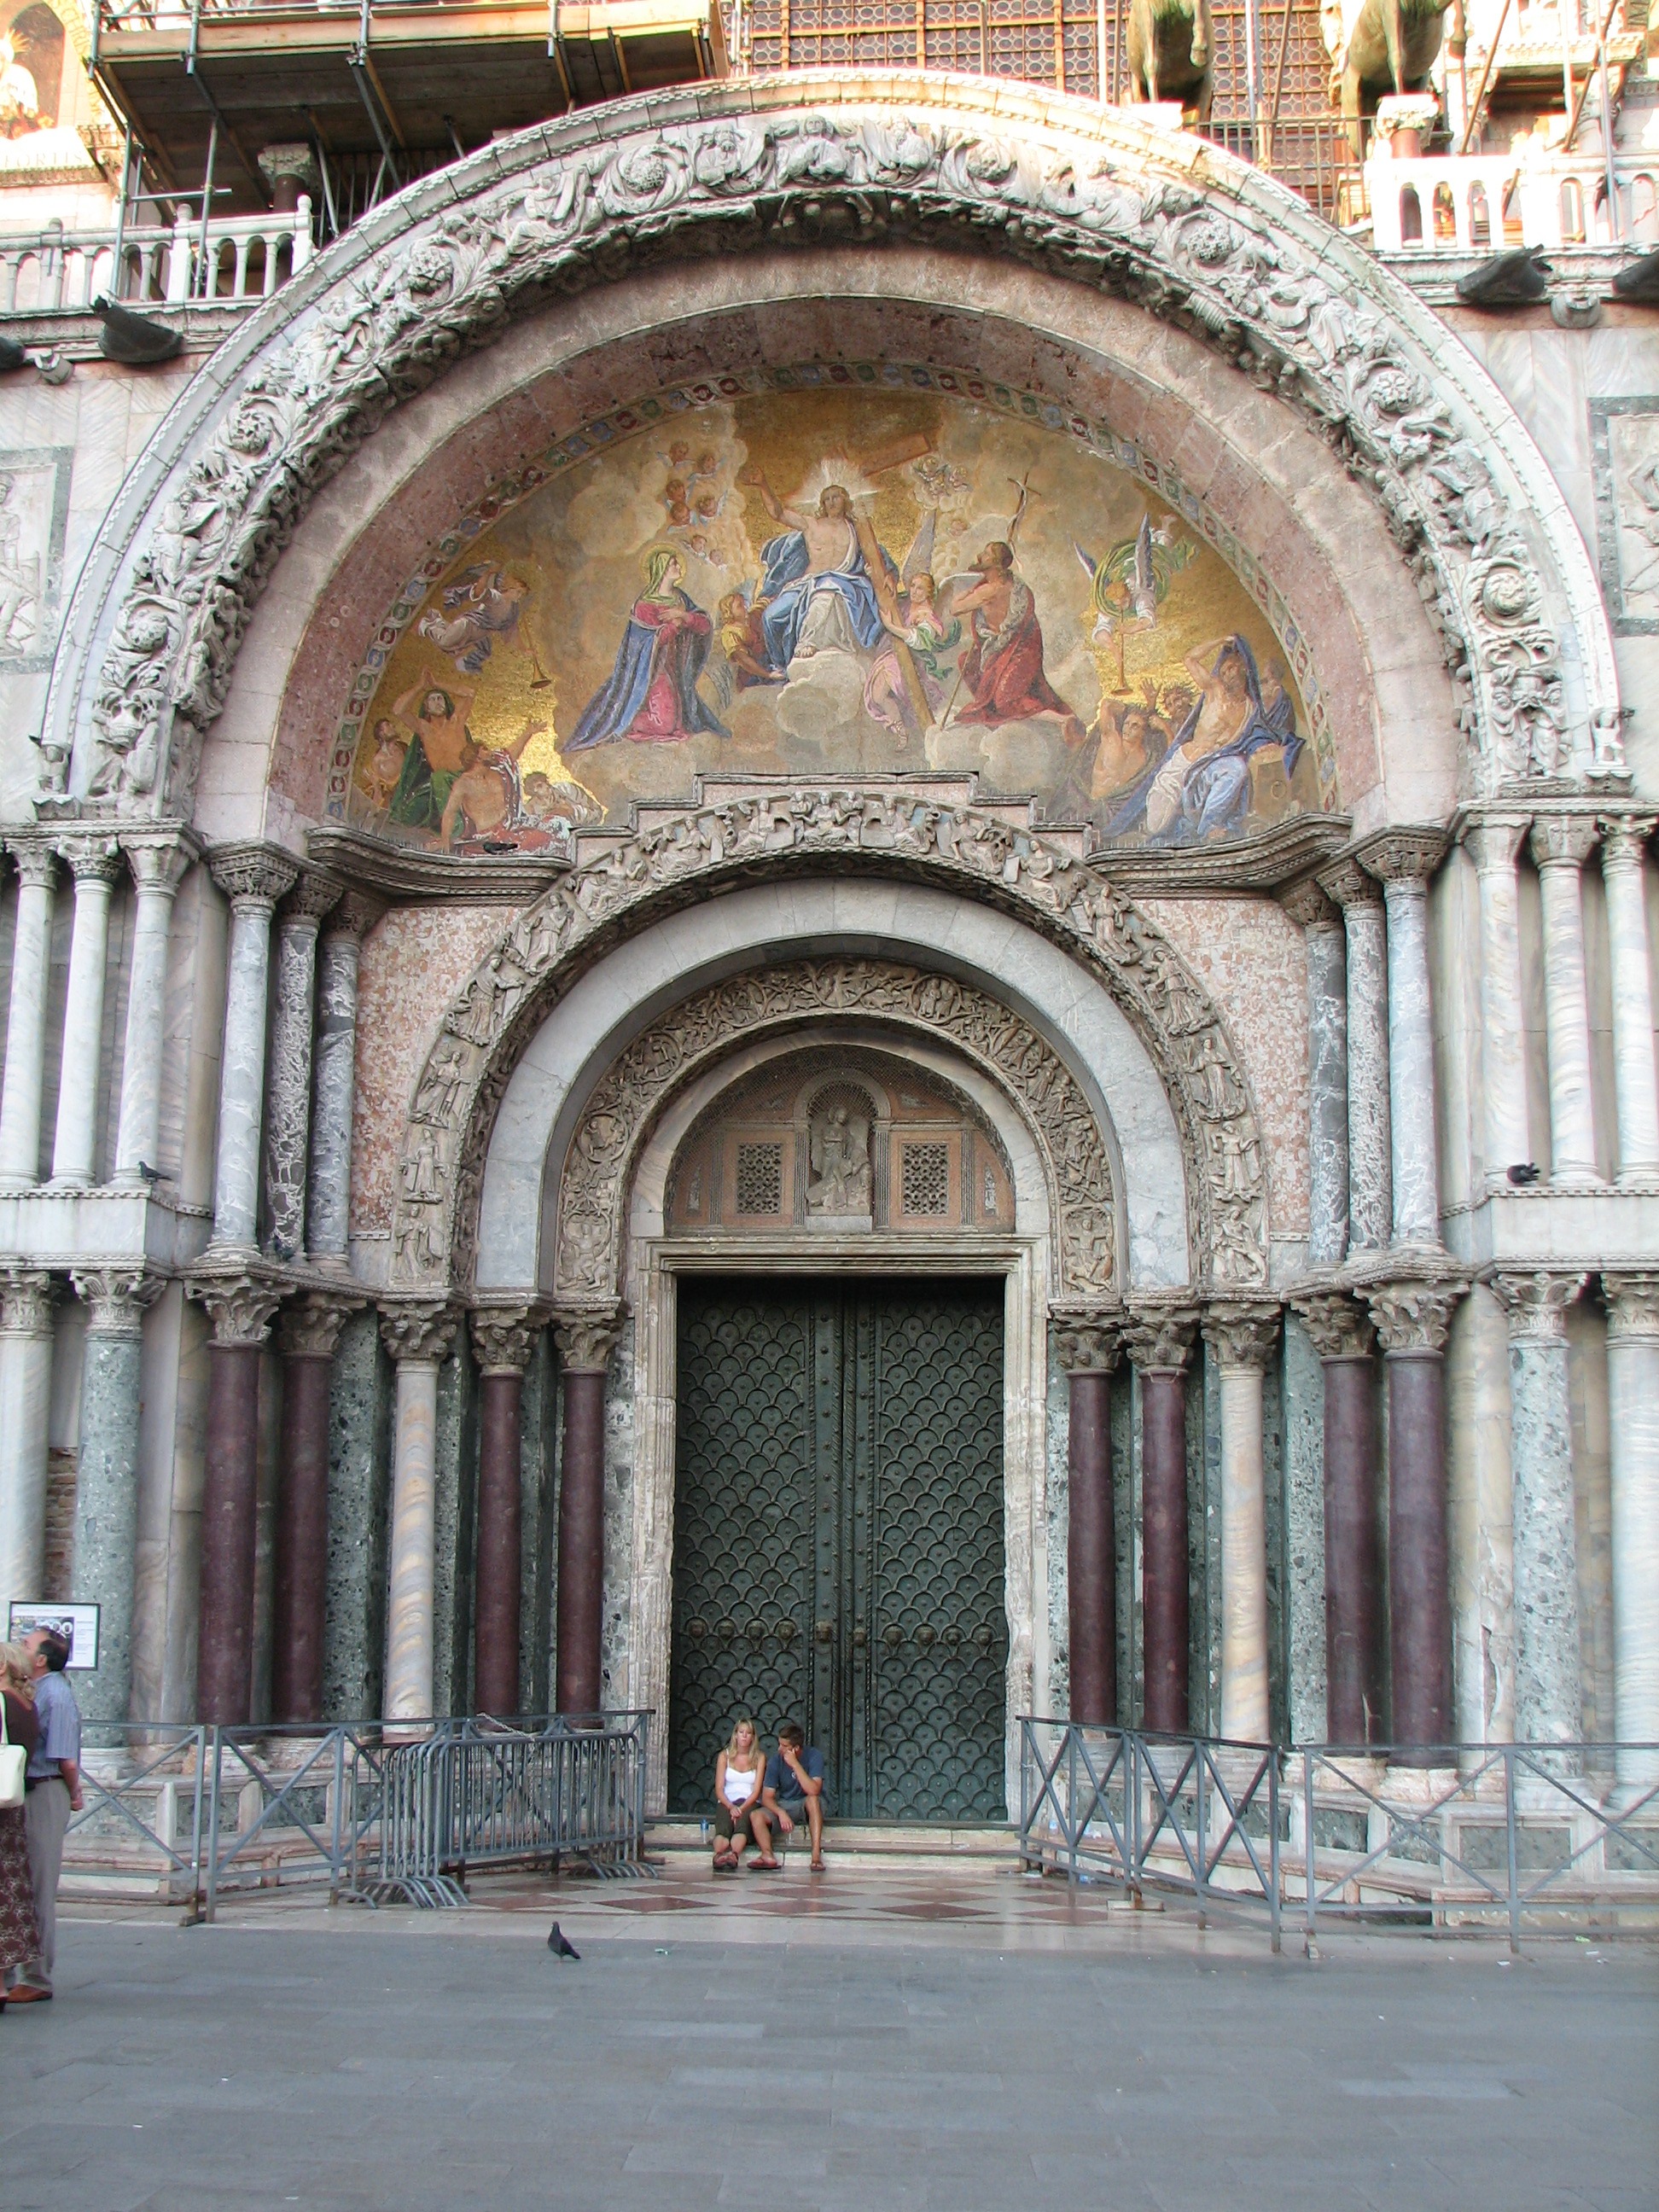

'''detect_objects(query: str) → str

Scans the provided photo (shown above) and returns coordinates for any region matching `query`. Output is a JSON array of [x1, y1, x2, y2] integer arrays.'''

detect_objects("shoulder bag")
[[0, 1696, 27, 1809]]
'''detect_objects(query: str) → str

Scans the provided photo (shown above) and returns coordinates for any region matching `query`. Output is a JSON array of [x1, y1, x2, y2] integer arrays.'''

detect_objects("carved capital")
[[186, 1268, 282, 1348], [208, 841, 300, 911], [122, 828, 195, 895], [1364, 1276, 1464, 1355], [276, 1288, 361, 1361], [1289, 1289, 1375, 1362], [0, 1267, 55, 1335], [1529, 816, 1598, 872], [1605, 1270, 1659, 1344], [379, 1301, 457, 1367], [1202, 1299, 1281, 1371], [1121, 1299, 1200, 1373], [554, 1308, 624, 1374], [282, 869, 345, 928], [55, 830, 124, 885], [1051, 1306, 1126, 1374], [3, 834, 58, 892], [257, 142, 319, 192], [1278, 876, 1341, 932], [471, 1304, 544, 1376], [1491, 1267, 1587, 1344], [1357, 825, 1449, 887], [1462, 812, 1530, 876], [1598, 817, 1655, 876], [323, 888, 387, 945], [1315, 855, 1382, 912], [73, 1265, 164, 1336]]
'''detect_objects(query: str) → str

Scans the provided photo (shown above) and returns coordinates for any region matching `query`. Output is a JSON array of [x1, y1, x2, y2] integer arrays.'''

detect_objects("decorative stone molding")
[[1529, 816, 1599, 871], [390, 790, 1268, 1298], [1051, 1307, 1126, 1373], [276, 1288, 361, 1361], [378, 1301, 458, 1367], [553, 1310, 624, 1375], [186, 1268, 283, 1348], [1289, 1287, 1376, 1362], [470, 1304, 544, 1376], [39, 80, 1616, 816], [55, 830, 123, 884], [1202, 1300, 1282, 1370], [550, 958, 1120, 1306], [72, 1265, 163, 1336], [208, 842, 300, 911], [0, 1266, 55, 1335], [1122, 1298, 1201, 1373], [1490, 1268, 1588, 1344], [1362, 1276, 1464, 1355], [1356, 825, 1450, 885], [1604, 1270, 1659, 1342]]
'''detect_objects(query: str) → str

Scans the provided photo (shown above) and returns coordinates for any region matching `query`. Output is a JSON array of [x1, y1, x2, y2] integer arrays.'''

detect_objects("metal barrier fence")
[[1019, 1720, 1659, 1953], [62, 1712, 650, 1919]]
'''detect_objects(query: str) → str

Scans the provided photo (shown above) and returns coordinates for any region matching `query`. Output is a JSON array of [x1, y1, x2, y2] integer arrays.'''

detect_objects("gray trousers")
[[22, 1777, 69, 1987]]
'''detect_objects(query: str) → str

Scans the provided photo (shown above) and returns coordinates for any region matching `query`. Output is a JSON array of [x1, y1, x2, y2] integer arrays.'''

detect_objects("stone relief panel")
[[0, 446, 69, 673], [1591, 397, 1659, 637]]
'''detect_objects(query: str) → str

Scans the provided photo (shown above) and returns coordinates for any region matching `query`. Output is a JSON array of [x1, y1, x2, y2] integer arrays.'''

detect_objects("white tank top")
[[722, 1757, 758, 1805]]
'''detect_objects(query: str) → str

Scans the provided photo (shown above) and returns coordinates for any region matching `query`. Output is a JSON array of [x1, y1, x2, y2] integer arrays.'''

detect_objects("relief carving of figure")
[[806, 1101, 872, 1219]]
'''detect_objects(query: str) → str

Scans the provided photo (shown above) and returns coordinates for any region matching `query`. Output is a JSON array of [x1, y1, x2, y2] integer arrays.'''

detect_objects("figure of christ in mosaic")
[[567, 548, 729, 749]]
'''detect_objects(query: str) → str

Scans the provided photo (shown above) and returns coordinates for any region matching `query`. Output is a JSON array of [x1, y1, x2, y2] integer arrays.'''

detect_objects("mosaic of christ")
[[347, 386, 1325, 854]]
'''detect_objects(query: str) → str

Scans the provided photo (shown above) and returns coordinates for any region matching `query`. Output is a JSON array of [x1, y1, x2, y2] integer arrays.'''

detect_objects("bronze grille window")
[[901, 1142, 951, 1217], [735, 1141, 784, 1215]]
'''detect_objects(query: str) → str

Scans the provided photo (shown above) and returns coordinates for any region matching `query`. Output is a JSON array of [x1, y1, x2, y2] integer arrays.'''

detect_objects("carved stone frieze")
[[378, 1301, 457, 1367], [54, 87, 1615, 818], [1363, 1276, 1464, 1355], [553, 1310, 624, 1375], [1289, 1288, 1375, 1362], [1202, 1300, 1283, 1371], [73, 1265, 163, 1337], [1122, 1298, 1201, 1373]]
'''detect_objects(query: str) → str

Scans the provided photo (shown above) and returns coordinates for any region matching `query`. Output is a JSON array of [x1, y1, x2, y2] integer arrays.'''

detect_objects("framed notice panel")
[[6, 1603, 99, 1669]]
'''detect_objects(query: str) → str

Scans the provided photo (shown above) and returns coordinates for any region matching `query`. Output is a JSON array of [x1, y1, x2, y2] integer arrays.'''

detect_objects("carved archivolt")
[[45, 80, 1618, 814], [553, 963, 1117, 1302], [388, 788, 1269, 1295]]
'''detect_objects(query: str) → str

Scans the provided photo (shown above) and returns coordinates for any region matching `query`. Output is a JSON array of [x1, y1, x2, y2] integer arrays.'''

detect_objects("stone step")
[[648, 1817, 1019, 1866]]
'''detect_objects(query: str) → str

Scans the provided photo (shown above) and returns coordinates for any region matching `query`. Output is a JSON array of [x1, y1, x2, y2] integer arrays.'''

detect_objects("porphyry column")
[[49, 833, 123, 1187], [472, 1306, 540, 1720], [554, 1311, 623, 1718], [0, 1270, 55, 1611], [381, 1303, 458, 1724], [1493, 1270, 1589, 1750], [1361, 829, 1447, 1250], [207, 846, 299, 1255], [1293, 1290, 1382, 1745], [113, 832, 192, 1185], [1280, 878, 1349, 1267], [1599, 819, 1659, 1183], [264, 872, 341, 1263], [0, 841, 58, 1190], [1530, 817, 1601, 1187], [306, 893, 380, 1271], [1054, 1310, 1125, 1728], [1604, 1272, 1659, 1791], [191, 1272, 283, 1724], [1464, 812, 1534, 1186], [1124, 1301, 1198, 1734], [271, 1292, 358, 1724], [70, 1266, 164, 1722], [1318, 858, 1391, 1256], [1202, 1303, 1281, 1743]]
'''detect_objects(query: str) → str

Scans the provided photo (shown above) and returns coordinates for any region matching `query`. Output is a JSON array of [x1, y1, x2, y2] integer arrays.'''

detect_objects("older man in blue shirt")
[[8, 1628, 82, 2003]]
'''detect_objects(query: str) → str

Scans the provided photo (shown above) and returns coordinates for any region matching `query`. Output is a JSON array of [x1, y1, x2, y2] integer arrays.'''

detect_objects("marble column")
[[1464, 813, 1533, 1185], [1294, 1291, 1382, 1745], [1599, 820, 1659, 1183], [1530, 818, 1601, 1187], [1318, 858, 1391, 1254], [191, 1271, 283, 1726], [263, 872, 341, 1263], [1604, 1272, 1659, 1790], [271, 1292, 357, 1724], [472, 1307, 539, 1720], [1202, 1303, 1280, 1743], [113, 835, 191, 1185], [207, 846, 299, 1255], [554, 1311, 622, 1718], [70, 1266, 163, 1722], [1493, 1270, 1589, 1749], [306, 894, 379, 1271], [1125, 1302, 1198, 1734], [1361, 830, 1447, 1249], [0, 1269, 54, 1610], [0, 842, 58, 1190], [49, 833, 123, 1187], [1054, 1311, 1125, 1728], [1280, 879, 1349, 1267], [381, 1303, 458, 1723], [1365, 1278, 1461, 1755]]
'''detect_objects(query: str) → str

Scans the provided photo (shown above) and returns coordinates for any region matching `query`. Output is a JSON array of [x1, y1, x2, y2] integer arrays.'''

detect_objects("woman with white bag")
[[0, 1641, 40, 2012]]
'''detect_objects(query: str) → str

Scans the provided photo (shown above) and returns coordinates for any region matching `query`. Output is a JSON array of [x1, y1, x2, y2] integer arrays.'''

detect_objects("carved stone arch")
[[44, 75, 1620, 817], [388, 788, 1270, 1297], [550, 961, 1118, 1307]]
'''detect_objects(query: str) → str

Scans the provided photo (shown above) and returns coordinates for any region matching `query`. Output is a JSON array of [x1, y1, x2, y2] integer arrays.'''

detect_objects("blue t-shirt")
[[26, 1668, 80, 1784], [763, 1746, 824, 1802]]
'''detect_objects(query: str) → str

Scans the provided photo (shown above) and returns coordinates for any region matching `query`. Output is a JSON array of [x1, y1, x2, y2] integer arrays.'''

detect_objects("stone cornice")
[[306, 824, 568, 906]]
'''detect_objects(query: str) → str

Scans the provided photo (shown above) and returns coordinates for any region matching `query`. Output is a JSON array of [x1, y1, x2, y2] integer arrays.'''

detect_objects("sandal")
[[712, 1849, 736, 1872], [748, 1855, 783, 1871]]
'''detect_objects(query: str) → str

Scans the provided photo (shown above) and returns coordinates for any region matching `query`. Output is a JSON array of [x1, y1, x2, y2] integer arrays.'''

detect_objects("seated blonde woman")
[[711, 1716, 779, 1873]]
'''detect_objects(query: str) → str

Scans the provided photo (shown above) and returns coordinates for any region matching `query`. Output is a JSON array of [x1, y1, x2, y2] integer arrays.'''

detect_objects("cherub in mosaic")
[[345, 382, 1331, 853]]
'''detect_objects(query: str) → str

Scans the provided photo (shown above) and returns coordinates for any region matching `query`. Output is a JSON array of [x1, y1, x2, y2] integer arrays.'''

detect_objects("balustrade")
[[1368, 150, 1659, 253], [0, 199, 312, 318]]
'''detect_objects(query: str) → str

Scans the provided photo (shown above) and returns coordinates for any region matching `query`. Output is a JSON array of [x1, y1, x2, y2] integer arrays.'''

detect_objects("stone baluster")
[[306, 894, 381, 1272], [70, 1266, 164, 1721], [1292, 1291, 1383, 1746], [1464, 812, 1534, 1185], [1317, 858, 1391, 1254], [1202, 1302, 1281, 1743], [0, 841, 58, 1190], [49, 833, 123, 1188], [1279, 879, 1349, 1268], [207, 846, 299, 1256], [1529, 818, 1602, 1186], [1598, 819, 1659, 1183], [1124, 1301, 1198, 1734], [271, 1291, 358, 1724], [114, 835, 193, 1185], [1493, 1270, 1589, 1752], [1361, 830, 1448, 1249], [1053, 1309, 1125, 1728], [263, 872, 341, 1263], [472, 1306, 541, 1720], [190, 1272, 283, 1725], [1604, 1272, 1659, 1793], [0, 1269, 55, 1610], [381, 1303, 458, 1723], [554, 1310, 624, 1717], [1363, 1278, 1461, 1756]]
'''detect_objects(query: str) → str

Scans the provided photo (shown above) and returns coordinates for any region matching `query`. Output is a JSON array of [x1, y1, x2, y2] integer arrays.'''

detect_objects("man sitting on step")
[[758, 1722, 827, 1872]]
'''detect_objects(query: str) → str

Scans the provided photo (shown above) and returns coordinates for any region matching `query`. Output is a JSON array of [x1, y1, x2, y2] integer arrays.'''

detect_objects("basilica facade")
[[0, 57, 1656, 1817]]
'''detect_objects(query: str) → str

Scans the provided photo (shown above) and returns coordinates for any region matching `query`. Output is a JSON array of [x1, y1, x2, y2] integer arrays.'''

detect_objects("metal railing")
[[62, 1710, 650, 1920], [0, 201, 313, 318], [1019, 1720, 1659, 1952]]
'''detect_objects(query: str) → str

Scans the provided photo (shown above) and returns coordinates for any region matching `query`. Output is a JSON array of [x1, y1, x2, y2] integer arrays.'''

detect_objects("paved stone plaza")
[[3, 1870, 1653, 2211]]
